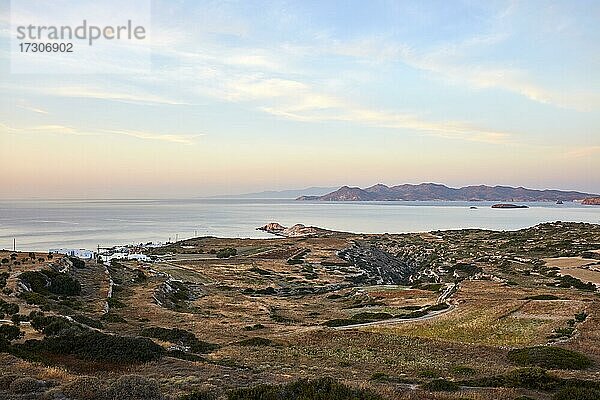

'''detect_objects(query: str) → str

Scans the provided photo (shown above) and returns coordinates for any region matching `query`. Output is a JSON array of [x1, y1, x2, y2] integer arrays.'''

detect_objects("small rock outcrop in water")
[[257, 222, 329, 237], [582, 197, 600, 205], [491, 203, 529, 209]]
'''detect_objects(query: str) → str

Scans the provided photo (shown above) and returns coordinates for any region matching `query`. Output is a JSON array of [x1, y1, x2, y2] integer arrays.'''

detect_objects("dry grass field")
[[0, 221, 599, 399]]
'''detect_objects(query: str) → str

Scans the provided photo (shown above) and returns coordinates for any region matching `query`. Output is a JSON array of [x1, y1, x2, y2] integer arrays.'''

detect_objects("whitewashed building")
[[49, 248, 95, 259]]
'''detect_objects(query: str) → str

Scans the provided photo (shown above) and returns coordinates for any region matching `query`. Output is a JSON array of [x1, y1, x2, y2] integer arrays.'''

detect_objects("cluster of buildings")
[[49, 242, 163, 264]]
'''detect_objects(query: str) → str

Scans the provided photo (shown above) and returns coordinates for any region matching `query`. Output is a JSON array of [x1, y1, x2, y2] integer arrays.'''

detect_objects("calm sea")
[[1, 199, 599, 252]]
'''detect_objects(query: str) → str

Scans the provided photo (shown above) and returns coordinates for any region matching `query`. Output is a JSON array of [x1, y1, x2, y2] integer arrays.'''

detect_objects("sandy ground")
[[544, 257, 600, 285]]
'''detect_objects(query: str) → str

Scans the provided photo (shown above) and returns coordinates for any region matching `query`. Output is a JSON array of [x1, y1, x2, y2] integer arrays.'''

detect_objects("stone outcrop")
[[582, 197, 600, 205], [257, 223, 330, 237]]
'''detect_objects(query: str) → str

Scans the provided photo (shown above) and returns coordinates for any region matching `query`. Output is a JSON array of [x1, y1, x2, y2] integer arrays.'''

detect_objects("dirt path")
[[333, 304, 456, 330]]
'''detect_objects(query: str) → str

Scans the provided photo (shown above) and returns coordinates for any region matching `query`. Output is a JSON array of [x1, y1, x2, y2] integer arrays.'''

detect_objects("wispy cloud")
[[566, 146, 600, 158], [100, 129, 202, 145], [325, 35, 600, 112], [1, 123, 200, 144], [43, 86, 189, 106], [16, 103, 50, 115]]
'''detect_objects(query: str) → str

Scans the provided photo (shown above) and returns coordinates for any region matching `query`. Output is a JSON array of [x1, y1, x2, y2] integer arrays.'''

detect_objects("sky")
[[0, 0, 599, 198]]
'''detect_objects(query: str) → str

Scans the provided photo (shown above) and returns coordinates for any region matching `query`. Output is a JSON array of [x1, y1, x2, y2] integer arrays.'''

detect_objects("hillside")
[[297, 183, 598, 202], [0, 222, 599, 400]]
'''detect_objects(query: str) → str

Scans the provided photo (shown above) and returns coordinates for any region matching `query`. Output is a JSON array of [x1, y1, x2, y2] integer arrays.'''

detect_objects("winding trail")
[[333, 304, 456, 330]]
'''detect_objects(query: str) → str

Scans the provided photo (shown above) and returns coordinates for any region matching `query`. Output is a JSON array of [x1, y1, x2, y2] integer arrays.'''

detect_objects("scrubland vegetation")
[[0, 222, 599, 399]]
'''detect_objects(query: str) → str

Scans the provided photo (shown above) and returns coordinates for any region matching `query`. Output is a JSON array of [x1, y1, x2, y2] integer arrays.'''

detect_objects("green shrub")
[[557, 275, 596, 291], [460, 368, 560, 391], [101, 313, 127, 323], [167, 349, 205, 362], [237, 337, 273, 347], [72, 314, 104, 329], [9, 377, 46, 394], [351, 312, 393, 322], [0, 299, 19, 315], [108, 297, 127, 309], [451, 365, 476, 376], [18, 291, 47, 305], [0, 272, 9, 288], [549, 327, 575, 339], [179, 390, 217, 400], [68, 257, 86, 269], [323, 319, 356, 327], [553, 386, 600, 400], [426, 303, 450, 312], [227, 377, 384, 400], [242, 324, 265, 331], [417, 369, 439, 378], [105, 375, 164, 400], [507, 346, 593, 370], [216, 248, 237, 259], [12, 330, 164, 364], [0, 324, 22, 341], [62, 376, 105, 400], [18, 269, 81, 296], [140, 326, 217, 353], [421, 379, 460, 391], [524, 294, 560, 300], [575, 311, 588, 322]]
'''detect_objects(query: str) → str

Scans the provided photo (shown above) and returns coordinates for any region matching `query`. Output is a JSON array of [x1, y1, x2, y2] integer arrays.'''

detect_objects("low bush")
[[72, 314, 104, 329], [179, 390, 217, 400], [107, 297, 127, 309], [11, 330, 164, 364], [237, 337, 273, 347], [227, 377, 384, 400], [461, 368, 600, 395], [426, 303, 450, 312], [140, 326, 218, 354], [68, 257, 86, 269], [167, 349, 205, 362], [553, 386, 600, 400], [242, 324, 265, 331], [460, 367, 561, 391], [0, 324, 23, 341], [507, 346, 593, 370], [9, 377, 46, 394], [421, 378, 460, 392], [18, 269, 81, 296], [101, 312, 127, 323], [62, 376, 105, 400], [0, 272, 9, 288], [0, 299, 19, 315], [351, 312, 393, 322], [557, 275, 596, 291], [524, 294, 560, 300], [104, 375, 164, 400], [575, 311, 588, 322], [451, 365, 476, 376], [216, 248, 237, 259], [18, 291, 47, 305]]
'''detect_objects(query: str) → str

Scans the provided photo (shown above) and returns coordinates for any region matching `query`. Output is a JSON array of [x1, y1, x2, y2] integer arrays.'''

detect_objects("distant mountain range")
[[209, 186, 338, 199], [296, 183, 599, 202]]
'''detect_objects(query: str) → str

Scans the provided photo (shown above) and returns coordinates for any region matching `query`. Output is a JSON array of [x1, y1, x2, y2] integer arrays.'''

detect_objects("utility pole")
[[13, 238, 16, 252]]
